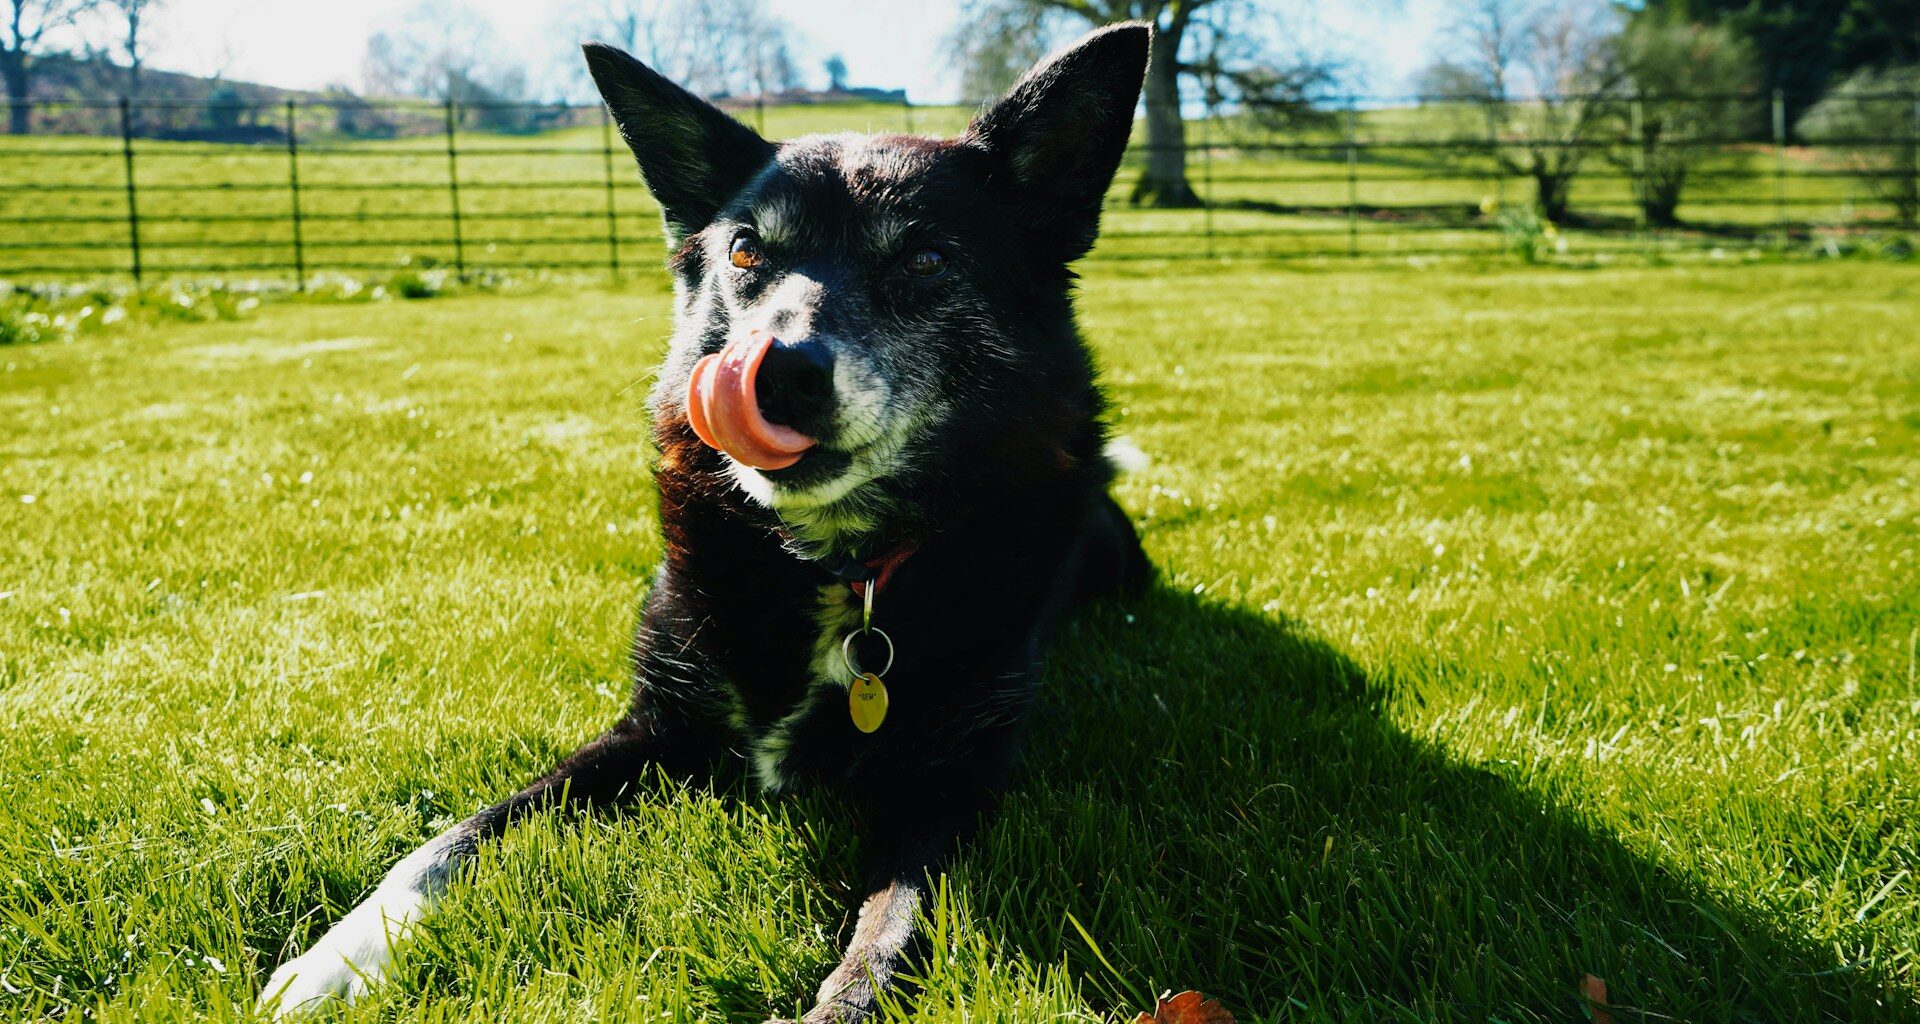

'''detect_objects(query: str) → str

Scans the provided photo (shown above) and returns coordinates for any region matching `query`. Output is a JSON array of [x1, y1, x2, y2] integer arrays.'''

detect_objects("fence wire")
[[1, 90, 1916, 282]]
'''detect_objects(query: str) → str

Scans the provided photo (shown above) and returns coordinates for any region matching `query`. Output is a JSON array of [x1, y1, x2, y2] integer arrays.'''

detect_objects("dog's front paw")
[[258, 952, 371, 1018], [257, 894, 422, 1017], [762, 1003, 870, 1024], [771, 1001, 872, 1024]]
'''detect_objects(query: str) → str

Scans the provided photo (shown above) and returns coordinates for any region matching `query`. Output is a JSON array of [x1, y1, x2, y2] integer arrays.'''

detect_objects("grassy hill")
[[9, 53, 334, 138]]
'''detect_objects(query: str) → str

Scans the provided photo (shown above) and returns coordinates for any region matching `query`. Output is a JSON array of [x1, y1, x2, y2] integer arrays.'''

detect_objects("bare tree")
[[364, 0, 520, 102], [363, 0, 554, 131], [726, 0, 798, 101], [953, 1, 1359, 208], [1516, 2, 1622, 220], [570, 0, 660, 57], [1414, 59, 1487, 102], [552, 0, 669, 101], [99, 0, 159, 101], [1026, 0, 1220, 207], [1420, 0, 1621, 222], [3, 0, 93, 134], [1183, 1, 1339, 137], [202, 31, 235, 84], [561, 0, 799, 101], [949, 0, 1058, 102], [1435, 0, 1523, 100]]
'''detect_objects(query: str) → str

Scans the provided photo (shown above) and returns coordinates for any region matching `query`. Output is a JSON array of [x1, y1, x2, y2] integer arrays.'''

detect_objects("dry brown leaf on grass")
[[1132, 990, 1236, 1024], [1582, 974, 1613, 1024]]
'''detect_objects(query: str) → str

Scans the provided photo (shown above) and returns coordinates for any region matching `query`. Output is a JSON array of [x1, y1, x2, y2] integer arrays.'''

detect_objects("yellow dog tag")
[[849, 672, 889, 733]]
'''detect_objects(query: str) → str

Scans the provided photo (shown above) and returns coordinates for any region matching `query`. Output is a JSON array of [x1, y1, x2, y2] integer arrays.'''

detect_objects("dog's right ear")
[[582, 43, 776, 244], [964, 22, 1149, 264]]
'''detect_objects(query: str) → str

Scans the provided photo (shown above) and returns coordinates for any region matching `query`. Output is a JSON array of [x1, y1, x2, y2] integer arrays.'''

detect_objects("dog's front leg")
[[258, 714, 702, 1017], [800, 867, 934, 1023], [781, 786, 1001, 1024]]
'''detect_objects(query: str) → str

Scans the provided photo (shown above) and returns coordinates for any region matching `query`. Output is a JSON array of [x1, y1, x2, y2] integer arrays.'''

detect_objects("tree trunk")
[[2, 52, 28, 135], [125, 9, 142, 131], [1130, 21, 1198, 208], [1645, 175, 1683, 227], [1534, 172, 1570, 223], [125, 65, 140, 134]]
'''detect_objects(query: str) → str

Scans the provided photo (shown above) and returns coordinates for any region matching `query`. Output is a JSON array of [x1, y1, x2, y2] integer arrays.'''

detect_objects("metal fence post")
[[118, 96, 142, 285], [1484, 100, 1505, 212], [1771, 88, 1788, 248], [6, 91, 1871, 276], [1198, 91, 1213, 257], [285, 100, 305, 291], [601, 104, 620, 279], [444, 99, 466, 276], [1910, 89, 1919, 229], [1344, 99, 1359, 258], [1629, 90, 1647, 246], [902, 95, 913, 134]]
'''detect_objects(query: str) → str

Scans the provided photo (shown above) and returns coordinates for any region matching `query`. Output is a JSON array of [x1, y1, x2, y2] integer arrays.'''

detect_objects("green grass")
[[2, 257, 1919, 1022], [1, 100, 1910, 279]]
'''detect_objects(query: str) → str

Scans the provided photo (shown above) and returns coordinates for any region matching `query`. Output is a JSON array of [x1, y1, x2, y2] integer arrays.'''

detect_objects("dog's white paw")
[[257, 891, 423, 1018]]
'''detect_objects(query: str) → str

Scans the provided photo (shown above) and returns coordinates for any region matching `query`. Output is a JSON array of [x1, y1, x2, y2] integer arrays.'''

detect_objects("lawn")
[[1, 257, 1917, 1022]]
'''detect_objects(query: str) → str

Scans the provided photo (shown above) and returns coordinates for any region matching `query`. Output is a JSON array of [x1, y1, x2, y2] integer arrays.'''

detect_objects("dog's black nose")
[[755, 340, 836, 436]]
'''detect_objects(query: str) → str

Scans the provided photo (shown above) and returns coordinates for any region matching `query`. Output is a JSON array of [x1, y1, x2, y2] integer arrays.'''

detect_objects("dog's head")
[[585, 25, 1148, 552]]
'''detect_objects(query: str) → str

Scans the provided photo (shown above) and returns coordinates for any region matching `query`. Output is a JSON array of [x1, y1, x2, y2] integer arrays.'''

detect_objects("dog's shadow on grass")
[[937, 584, 1907, 1022]]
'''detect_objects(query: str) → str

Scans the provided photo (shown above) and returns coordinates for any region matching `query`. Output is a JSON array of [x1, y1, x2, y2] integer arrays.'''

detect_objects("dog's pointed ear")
[[964, 22, 1149, 262], [583, 42, 776, 244]]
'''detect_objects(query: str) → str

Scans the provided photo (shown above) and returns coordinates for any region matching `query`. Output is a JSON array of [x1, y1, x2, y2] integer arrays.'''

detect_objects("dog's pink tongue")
[[685, 333, 816, 470]]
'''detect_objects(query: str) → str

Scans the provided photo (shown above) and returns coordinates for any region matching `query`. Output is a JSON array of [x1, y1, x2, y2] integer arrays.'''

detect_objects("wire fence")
[[1, 89, 1916, 283]]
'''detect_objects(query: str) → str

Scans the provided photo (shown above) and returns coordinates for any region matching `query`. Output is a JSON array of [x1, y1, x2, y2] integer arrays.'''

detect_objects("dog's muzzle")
[[686, 331, 832, 470]]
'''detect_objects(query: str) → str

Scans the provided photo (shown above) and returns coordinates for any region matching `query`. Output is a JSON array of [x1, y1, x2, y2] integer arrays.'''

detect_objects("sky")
[[50, 0, 1452, 104]]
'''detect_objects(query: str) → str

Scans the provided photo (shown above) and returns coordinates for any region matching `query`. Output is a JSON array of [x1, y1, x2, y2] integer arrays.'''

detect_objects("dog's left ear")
[[583, 42, 776, 245], [964, 22, 1150, 263]]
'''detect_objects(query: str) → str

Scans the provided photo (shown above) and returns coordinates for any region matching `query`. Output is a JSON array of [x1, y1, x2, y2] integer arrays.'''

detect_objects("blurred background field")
[[1, 94, 1913, 281], [4, 0, 1916, 283]]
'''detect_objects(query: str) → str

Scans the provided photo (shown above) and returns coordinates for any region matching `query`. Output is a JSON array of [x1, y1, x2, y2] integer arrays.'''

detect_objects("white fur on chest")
[[747, 583, 862, 791]]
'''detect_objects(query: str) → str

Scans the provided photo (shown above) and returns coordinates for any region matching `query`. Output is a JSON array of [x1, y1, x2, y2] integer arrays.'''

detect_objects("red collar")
[[850, 542, 918, 599], [774, 526, 920, 598]]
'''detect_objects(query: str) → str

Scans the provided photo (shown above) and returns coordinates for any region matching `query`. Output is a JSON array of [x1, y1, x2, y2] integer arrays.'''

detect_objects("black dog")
[[262, 23, 1152, 1022]]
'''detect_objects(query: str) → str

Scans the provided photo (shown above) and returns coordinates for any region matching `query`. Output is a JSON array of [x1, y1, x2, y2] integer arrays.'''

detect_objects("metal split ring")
[[841, 627, 895, 678]]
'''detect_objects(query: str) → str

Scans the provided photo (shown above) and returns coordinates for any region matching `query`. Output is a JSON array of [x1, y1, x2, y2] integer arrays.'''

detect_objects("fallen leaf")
[[1133, 990, 1236, 1024], [1582, 974, 1612, 1024]]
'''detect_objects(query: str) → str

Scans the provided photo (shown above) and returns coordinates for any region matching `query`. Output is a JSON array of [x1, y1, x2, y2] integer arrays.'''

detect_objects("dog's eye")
[[902, 248, 947, 279], [729, 235, 764, 271]]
